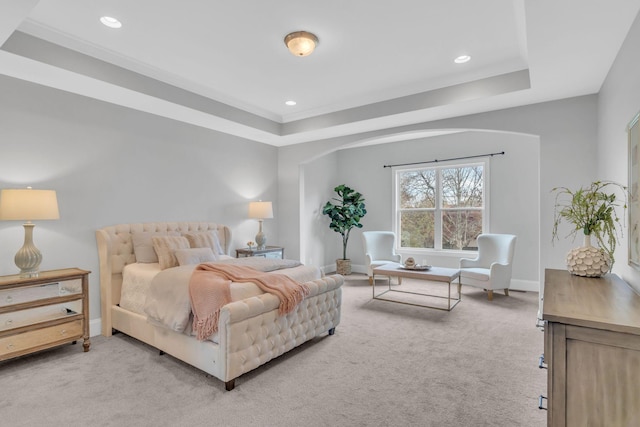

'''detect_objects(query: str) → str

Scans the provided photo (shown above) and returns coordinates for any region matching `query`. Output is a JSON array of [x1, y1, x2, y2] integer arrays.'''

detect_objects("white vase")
[[566, 234, 611, 277]]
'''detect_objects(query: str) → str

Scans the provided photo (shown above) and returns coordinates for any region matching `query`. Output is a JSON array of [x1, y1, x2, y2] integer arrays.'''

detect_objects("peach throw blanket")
[[189, 263, 310, 340]]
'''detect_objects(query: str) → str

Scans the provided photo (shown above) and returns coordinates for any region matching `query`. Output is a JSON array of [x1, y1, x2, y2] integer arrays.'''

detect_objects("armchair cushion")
[[459, 268, 490, 282]]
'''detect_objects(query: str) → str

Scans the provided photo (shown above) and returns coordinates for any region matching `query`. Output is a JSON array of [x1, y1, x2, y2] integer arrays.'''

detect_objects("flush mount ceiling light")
[[284, 31, 318, 57], [454, 55, 471, 64], [100, 16, 122, 29], [285, 100, 297, 106]]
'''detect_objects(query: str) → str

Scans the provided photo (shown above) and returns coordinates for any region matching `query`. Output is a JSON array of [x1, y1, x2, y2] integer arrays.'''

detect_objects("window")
[[394, 161, 487, 251]]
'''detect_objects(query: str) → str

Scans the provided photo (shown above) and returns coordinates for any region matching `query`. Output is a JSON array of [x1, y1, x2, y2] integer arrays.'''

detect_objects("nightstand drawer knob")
[[6, 295, 13, 303], [5, 319, 13, 326], [7, 343, 14, 350], [60, 329, 67, 336]]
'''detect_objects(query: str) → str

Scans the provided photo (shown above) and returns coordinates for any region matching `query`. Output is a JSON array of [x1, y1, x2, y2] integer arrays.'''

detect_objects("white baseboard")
[[510, 279, 539, 293], [90, 318, 102, 337]]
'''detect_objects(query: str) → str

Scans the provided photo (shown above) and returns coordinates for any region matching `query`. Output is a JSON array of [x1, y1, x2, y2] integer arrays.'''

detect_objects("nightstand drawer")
[[0, 319, 83, 359]]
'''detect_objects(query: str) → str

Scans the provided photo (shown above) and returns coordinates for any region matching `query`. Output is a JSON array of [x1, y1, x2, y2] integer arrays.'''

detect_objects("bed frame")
[[96, 222, 342, 390]]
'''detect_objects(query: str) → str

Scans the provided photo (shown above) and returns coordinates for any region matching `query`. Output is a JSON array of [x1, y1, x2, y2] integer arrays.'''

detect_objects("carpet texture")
[[0, 274, 546, 426]]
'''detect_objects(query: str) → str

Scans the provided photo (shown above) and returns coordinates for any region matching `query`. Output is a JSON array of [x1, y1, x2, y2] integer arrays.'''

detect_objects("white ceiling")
[[1, 0, 639, 146]]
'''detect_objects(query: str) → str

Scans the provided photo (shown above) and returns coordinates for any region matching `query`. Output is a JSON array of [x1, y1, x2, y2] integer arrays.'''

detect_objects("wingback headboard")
[[95, 222, 231, 336]]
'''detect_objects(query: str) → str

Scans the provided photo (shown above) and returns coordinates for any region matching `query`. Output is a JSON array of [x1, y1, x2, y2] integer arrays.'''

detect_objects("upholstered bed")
[[96, 222, 343, 390]]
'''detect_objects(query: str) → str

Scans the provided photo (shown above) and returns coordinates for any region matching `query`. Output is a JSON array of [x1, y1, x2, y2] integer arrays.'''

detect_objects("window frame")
[[392, 158, 490, 254]]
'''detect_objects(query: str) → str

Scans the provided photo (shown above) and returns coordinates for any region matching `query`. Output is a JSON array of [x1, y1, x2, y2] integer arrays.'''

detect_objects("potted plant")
[[322, 184, 367, 275], [552, 180, 627, 277]]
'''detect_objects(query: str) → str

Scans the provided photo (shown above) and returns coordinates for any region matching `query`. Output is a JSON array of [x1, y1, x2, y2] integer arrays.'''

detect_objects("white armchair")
[[459, 234, 517, 301], [362, 231, 402, 285]]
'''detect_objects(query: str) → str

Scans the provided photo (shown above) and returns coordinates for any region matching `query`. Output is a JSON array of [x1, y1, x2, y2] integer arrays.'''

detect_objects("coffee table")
[[372, 263, 461, 311]]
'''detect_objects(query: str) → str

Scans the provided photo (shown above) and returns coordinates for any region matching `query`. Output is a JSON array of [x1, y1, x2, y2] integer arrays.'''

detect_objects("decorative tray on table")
[[401, 265, 432, 271]]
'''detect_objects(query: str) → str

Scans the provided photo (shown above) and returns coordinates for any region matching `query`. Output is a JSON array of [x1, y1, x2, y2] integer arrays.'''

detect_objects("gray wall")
[[0, 76, 279, 325], [598, 10, 640, 293], [301, 151, 338, 267]]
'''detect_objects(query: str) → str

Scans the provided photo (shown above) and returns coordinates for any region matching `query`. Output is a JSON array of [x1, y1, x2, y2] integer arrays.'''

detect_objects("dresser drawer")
[[0, 302, 82, 332], [0, 319, 83, 359], [0, 278, 82, 307]]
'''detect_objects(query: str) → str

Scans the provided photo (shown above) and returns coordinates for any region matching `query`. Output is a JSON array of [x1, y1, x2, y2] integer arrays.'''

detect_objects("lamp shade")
[[248, 201, 273, 219], [0, 189, 60, 221]]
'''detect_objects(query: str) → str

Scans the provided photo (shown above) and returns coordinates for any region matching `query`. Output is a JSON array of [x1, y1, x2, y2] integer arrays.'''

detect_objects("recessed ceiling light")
[[285, 100, 297, 106], [454, 55, 471, 64], [100, 16, 122, 29]]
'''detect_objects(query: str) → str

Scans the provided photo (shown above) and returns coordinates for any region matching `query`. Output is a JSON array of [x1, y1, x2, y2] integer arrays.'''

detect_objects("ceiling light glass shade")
[[454, 55, 471, 64], [284, 31, 318, 57]]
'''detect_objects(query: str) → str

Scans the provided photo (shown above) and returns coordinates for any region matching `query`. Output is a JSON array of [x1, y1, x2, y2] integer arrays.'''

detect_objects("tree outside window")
[[396, 163, 485, 251]]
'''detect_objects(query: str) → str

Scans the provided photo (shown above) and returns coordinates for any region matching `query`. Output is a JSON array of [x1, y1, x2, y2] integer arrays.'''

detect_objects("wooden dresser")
[[0, 268, 90, 361], [542, 269, 640, 426]]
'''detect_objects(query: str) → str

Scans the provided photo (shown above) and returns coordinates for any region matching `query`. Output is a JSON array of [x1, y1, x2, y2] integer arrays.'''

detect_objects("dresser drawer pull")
[[6, 319, 13, 326], [6, 295, 13, 303], [60, 329, 67, 336], [538, 395, 547, 410], [538, 354, 547, 369], [7, 343, 14, 350]]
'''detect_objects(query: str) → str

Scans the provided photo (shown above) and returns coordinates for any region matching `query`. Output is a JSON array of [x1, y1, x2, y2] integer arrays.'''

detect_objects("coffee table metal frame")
[[372, 263, 461, 311]]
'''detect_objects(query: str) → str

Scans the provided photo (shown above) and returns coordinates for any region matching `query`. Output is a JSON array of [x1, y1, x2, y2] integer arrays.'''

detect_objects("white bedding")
[[120, 257, 322, 341]]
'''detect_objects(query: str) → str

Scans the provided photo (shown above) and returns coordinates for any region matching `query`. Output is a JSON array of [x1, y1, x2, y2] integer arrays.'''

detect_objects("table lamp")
[[248, 201, 273, 250], [0, 188, 60, 277]]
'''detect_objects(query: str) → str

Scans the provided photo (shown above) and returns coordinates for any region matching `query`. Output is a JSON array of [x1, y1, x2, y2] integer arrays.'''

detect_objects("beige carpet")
[[0, 274, 546, 427]]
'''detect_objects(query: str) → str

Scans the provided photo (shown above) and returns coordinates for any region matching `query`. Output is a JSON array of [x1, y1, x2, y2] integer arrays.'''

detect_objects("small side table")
[[236, 246, 284, 259]]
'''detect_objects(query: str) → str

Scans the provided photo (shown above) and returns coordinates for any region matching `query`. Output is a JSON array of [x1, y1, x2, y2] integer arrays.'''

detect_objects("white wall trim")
[[90, 318, 102, 337]]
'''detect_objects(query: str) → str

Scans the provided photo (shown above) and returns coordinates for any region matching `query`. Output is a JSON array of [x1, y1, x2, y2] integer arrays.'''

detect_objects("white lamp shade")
[[248, 201, 273, 219], [0, 189, 60, 221]]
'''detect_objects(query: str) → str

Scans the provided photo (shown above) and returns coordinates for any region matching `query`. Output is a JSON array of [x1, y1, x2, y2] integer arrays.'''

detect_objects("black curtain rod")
[[383, 151, 505, 168]]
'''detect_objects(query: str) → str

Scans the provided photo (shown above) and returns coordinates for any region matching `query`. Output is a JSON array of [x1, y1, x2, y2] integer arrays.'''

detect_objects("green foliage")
[[322, 184, 367, 260], [552, 181, 628, 268]]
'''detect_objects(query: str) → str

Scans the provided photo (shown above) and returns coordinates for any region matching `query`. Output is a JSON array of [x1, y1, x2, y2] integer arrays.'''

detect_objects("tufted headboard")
[[96, 221, 231, 336]]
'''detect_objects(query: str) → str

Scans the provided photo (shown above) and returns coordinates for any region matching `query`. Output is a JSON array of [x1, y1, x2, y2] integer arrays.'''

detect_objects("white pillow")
[[175, 248, 216, 266]]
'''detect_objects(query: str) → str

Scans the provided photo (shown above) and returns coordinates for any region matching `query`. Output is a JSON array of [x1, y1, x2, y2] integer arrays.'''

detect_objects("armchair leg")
[[369, 276, 373, 286], [504, 289, 509, 297], [487, 290, 494, 301]]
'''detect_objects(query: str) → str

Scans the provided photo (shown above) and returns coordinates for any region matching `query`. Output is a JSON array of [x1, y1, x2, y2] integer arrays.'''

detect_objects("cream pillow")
[[132, 231, 179, 263], [152, 235, 190, 270], [175, 247, 216, 266], [183, 230, 224, 255]]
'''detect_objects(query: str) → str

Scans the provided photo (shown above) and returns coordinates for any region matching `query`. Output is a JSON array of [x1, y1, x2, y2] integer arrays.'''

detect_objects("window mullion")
[[434, 168, 443, 250]]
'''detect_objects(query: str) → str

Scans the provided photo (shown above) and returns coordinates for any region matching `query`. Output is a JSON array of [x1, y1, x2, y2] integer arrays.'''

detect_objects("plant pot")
[[336, 259, 352, 275], [566, 234, 611, 277]]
